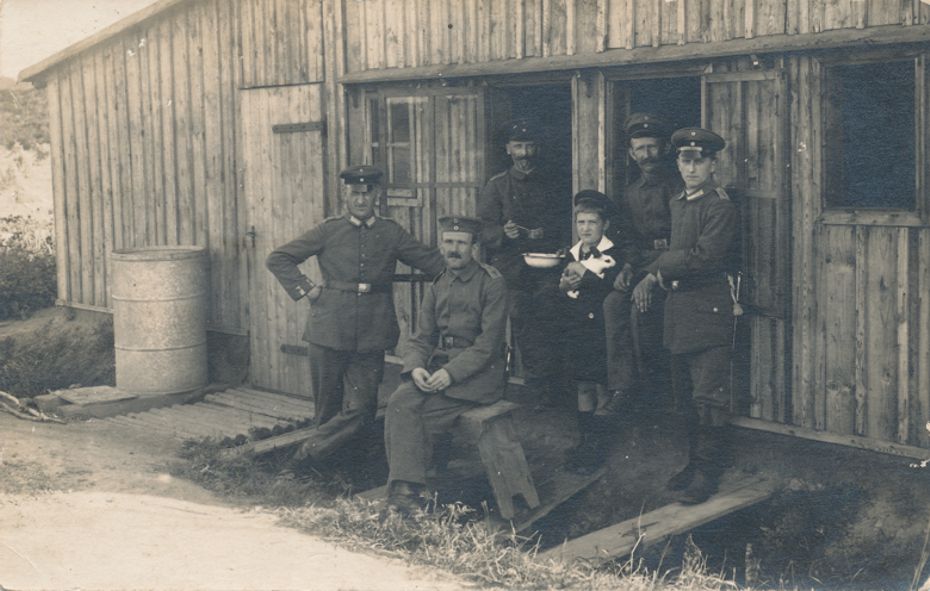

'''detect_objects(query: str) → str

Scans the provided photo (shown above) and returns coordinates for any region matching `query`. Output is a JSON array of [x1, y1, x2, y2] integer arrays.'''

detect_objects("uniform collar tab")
[[348, 215, 377, 227], [449, 260, 480, 281]]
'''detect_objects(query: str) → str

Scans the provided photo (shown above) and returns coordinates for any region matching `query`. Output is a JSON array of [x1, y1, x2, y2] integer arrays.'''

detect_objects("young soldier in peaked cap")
[[636, 127, 740, 504]]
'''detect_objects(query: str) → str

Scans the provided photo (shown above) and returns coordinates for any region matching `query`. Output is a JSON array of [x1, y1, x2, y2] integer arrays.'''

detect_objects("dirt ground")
[[0, 412, 467, 591]]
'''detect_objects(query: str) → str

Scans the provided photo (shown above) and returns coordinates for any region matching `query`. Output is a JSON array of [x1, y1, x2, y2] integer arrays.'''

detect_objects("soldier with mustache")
[[478, 119, 571, 406], [601, 113, 683, 415]]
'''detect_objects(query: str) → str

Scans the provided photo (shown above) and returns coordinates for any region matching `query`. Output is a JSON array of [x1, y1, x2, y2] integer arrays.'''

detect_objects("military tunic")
[[266, 215, 444, 351], [646, 179, 739, 425], [266, 214, 444, 462], [477, 166, 570, 382], [385, 260, 508, 487], [478, 167, 570, 288]]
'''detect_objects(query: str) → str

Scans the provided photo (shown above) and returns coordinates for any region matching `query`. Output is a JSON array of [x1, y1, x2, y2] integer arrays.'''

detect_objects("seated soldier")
[[558, 191, 626, 474], [384, 216, 508, 515]]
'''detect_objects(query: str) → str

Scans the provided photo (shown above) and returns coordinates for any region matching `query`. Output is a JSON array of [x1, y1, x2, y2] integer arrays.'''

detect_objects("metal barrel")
[[110, 246, 208, 395]]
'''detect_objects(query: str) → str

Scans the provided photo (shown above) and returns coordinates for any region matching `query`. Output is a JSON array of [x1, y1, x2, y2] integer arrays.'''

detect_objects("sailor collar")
[[570, 235, 614, 260], [348, 215, 377, 227]]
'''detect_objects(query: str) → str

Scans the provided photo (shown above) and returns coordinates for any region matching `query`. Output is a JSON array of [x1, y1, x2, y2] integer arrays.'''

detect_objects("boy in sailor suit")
[[557, 190, 627, 474]]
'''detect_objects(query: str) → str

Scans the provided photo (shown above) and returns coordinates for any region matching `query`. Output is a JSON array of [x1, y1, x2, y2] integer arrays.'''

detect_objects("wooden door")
[[364, 86, 487, 356], [702, 59, 792, 422], [240, 84, 326, 395]]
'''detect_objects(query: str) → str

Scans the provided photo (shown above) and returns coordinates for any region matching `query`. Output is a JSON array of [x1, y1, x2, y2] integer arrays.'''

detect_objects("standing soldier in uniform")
[[266, 165, 444, 465], [383, 216, 508, 515], [477, 119, 571, 404], [635, 128, 739, 504], [603, 113, 683, 412]]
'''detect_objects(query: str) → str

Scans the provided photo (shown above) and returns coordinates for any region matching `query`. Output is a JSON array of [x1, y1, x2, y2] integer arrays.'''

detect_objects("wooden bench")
[[358, 399, 540, 520], [454, 399, 540, 519]]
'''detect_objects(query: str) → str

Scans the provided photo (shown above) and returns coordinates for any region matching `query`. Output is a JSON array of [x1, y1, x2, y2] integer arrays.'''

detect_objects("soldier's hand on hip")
[[503, 220, 521, 240], [411, 367, 433, 392], [614, 263, 634, 291], [632, 273, 658, 313], [307, 282, 324, 302], [425, 368, 452, 391]]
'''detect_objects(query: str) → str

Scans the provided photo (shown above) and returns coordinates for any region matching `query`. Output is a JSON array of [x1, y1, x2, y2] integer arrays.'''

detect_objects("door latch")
[[245, 225, 257, 247]]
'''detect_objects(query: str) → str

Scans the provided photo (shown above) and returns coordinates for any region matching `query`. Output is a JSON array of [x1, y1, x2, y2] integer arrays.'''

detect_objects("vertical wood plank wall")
[[45, 0, 325, 332], [790, 56, 930, 448], [342, 0, 927, 73]]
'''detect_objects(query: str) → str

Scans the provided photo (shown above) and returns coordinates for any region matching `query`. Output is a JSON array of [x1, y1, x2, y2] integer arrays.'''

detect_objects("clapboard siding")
[[43, 0, 325, 329], [343, 0, 925, 73]]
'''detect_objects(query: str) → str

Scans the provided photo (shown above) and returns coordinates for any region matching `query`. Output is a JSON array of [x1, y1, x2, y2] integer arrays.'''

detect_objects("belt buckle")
[[357, 283, 371, 293], [441, 335, 455, 349], [653, 238, 669, 250], [671, 280, 680, 291]]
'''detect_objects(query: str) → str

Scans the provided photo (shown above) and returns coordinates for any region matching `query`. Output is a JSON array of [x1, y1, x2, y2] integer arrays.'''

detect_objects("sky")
[[0, 0, 158, 80]]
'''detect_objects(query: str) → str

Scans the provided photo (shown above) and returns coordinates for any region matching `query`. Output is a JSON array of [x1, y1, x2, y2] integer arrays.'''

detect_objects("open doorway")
[[487, 83, 573, 197], [611, 76, 701, 195]]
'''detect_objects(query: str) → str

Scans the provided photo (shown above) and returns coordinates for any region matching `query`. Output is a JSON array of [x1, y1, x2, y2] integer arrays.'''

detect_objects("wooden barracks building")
[[20, 0, 930, 456]]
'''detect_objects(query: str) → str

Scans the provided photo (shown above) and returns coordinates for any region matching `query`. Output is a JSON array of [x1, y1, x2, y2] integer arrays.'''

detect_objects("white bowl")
[[522, 252, 564, 269]]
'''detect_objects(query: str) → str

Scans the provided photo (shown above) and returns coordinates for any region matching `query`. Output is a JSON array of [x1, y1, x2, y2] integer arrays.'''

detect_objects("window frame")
[[818, 49, 928, 227]]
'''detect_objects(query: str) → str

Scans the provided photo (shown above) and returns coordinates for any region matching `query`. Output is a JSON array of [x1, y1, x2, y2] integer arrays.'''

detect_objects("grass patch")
[[174, 438, 751, 590]]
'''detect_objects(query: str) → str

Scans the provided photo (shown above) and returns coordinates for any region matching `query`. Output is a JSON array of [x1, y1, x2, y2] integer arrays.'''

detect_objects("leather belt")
[[669, 272, 729, 292], [438, 335, 473, 350], [326, 280, 391, 294]]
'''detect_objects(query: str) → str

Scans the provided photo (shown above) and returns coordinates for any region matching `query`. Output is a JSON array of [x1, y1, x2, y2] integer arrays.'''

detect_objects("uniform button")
[[712, 307, 718, 313], [588, 312, 595, 319]]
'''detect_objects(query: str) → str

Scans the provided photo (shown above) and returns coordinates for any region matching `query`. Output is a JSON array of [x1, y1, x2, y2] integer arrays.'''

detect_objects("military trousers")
[[602, 290, 636, 393], [670, 345, 731, 428], [384, 382, 477, 486], [509, 273, 564, 382], [299, 343, 385, 462]]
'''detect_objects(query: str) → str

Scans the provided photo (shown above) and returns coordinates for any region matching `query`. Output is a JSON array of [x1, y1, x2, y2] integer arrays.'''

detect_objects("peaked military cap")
[[339, 164, 384, 185], [671, 127, 726, 158], [624, 112, 670, 139], [573, 189, 614, 219], [501, 118, 539, 142], [438, 215, 482, 237]]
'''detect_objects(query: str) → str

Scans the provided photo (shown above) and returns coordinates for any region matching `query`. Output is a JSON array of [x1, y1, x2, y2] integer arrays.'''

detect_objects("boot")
[[665, 413, 700, 491], [386, 480, 428, 517], [677, 427, 728, 505], [569, 415, 610, 475], [565, 412, 594, 468], [666, 461, 697, 491]]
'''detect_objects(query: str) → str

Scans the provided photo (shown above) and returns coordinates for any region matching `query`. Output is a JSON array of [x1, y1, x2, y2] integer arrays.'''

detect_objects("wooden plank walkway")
[[539, 475, 777, 564], [103, 387, 314, 442]]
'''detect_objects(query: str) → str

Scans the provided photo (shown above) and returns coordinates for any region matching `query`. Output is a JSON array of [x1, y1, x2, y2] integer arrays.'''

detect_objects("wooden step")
[[539, 475, 777, 564]]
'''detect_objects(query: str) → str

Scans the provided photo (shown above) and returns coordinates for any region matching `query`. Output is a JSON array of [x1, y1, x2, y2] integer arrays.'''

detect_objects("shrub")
[[0, 314, 115, 398], [0, 214, 56, 320], [0, 87, 49, 154]]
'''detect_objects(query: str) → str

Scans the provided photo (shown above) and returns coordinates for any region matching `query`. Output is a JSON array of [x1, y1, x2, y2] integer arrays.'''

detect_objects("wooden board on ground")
[[514, 466, 605, 533], [539, 475, 777, 564], [57, 386, 136, 405]]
